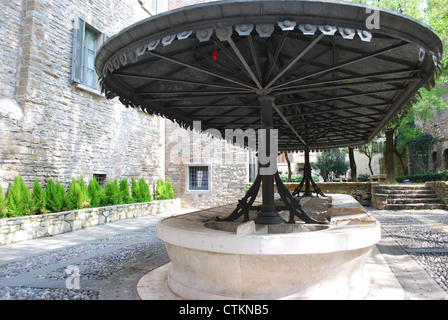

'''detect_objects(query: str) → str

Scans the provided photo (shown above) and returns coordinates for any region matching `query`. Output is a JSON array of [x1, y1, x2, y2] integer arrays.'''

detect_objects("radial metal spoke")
[[227, 37, 263, 90], [265, 33, 325, 89], [274, 68, 421, 92], [264, 31, 289, 83], [274, 76, 417, 96], [114, 72, 251, 91], [147, 51, 258, 90], [271, 41, 408, 90], [248, 35, 263, 82], [272, 102, 307, 146]]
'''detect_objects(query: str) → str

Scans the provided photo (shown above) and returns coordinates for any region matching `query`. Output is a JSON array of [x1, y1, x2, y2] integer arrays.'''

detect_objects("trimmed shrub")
[[156, 178, 174, 200], [6, 176, 32, 217], [67, 178, 90, 210], [139, 178, 152, 202], [156, 178, 167, 200], [32, 179, 47, 214], [104, 179, 121, 205], [120, 178, 133, 204], [78, 176, 89, 199], [1, 175, 170, 219], [56, 182, 69, 211], [0, 186, 7, 218], [87, 176, 104, 208], [46, 179, 60, 213], [131, 177, 142, 202], [396, 172, 446, 183], [166, 178, 174, 199]]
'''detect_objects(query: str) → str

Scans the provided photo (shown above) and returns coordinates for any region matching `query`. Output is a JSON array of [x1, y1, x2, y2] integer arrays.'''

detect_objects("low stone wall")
[[0, 199, 181, 246], [279, 182, 372, 207], [370, 183, 388, 210], [425, 181, 448, 204]]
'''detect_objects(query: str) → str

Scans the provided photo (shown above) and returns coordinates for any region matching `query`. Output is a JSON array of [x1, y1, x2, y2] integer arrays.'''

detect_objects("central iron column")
[[254, 96, 285, 225], [303, 146, 312, 197]]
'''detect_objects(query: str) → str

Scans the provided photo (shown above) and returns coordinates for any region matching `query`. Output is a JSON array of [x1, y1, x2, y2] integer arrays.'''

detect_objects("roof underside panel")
[[96, 0, 442, 151]]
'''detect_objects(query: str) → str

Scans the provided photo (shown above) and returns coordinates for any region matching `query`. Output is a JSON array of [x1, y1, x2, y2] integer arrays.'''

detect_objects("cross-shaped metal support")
[[219, 96, 329, 225], [292, 146, 326, 198]]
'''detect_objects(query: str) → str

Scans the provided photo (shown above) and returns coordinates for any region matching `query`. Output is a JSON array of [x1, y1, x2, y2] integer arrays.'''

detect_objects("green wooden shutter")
[[71, 17, 86, 84]]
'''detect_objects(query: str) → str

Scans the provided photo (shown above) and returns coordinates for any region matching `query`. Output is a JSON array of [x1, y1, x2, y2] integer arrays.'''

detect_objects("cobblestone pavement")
[[0, 211, 182, 300], [0, 207, 447, 300], [368, 207, 448, 295]]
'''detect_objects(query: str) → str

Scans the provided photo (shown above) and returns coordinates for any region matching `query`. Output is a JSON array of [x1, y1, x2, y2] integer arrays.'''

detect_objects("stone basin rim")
[[157, 214, 381, 255]]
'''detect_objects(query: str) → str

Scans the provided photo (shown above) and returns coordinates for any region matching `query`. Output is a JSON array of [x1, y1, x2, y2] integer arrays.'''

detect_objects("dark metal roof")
[[95, 0, 443, 151]]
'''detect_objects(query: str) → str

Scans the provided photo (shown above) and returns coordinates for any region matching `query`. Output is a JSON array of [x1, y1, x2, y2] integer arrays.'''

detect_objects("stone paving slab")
[[0, 204, 447, 300]]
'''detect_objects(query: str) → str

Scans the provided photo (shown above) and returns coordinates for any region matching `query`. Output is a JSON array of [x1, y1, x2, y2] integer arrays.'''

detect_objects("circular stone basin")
[[158, 208, 380, 300], [204, 221, 329, 234]]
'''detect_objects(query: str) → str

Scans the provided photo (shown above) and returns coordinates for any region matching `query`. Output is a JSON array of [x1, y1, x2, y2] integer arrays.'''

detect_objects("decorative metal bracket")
[[218, 171, 328, 225], [216, 174, 262, 223], [274, 172, 328, 224], [292, 168, 326, 198]]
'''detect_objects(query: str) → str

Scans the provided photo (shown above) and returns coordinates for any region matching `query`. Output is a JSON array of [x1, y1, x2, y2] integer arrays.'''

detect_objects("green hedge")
[[396, 170, 448, 183], [279, 173, 319, 183], [0, 175, 174, 219]]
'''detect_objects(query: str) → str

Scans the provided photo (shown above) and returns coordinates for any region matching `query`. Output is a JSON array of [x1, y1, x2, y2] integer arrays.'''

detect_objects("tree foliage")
[[314, 149, 350, 181], [351, 0, 448, 175]]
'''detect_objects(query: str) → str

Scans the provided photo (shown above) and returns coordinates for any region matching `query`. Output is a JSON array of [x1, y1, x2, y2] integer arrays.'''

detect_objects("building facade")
[[0, 0, 249, 209]]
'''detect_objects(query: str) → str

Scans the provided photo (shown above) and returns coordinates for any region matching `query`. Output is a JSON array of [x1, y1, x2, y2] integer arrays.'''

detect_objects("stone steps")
[[387, 198, 442, 204], [385, 203, 448, 210], [375, 185, 448, 210]]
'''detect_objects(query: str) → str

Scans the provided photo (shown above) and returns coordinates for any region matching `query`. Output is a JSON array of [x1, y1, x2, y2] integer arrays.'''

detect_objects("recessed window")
[[139, 0, 167, 15], [188, 166, 210, 191], [93, 174, 107, 188], [71, 17, 107, 92]]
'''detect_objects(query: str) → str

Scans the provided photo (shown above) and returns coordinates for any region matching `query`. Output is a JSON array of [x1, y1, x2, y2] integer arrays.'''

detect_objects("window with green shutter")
[[71, 17, 106, 93]]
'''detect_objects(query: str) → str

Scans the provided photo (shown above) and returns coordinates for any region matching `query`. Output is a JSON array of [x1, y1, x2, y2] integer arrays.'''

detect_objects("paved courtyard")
[[0, 206, 447, 300]]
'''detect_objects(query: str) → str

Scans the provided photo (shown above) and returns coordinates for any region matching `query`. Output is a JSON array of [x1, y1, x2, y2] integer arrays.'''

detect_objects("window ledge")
[[73, 82, 104, 97]]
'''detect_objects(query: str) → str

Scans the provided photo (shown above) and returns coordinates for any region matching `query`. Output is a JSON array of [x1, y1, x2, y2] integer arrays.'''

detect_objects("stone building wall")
[[163, 0, 250, 209], [165, 121, 249, 209], [0, 0, 165, 192], [426, 108, 448, 172], [168, 0, 215, 10], [1, 0, 250, 210]]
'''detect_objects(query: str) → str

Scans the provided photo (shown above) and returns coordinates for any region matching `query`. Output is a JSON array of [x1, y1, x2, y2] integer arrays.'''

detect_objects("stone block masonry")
[[0, 198, 181, 246], [0, 0, 250, 212], [0, 0, 164, 191]]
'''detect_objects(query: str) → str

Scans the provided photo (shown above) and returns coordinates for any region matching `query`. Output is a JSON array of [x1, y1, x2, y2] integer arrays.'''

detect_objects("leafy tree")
[[314, 149, 350, 182], [360, 139, 382, 175], [349, 0, 448, 180], [32, 179, 47, 214]]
